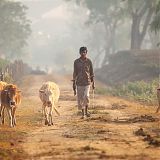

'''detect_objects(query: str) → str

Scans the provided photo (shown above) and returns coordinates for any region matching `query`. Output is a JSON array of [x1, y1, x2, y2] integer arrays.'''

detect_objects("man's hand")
[[92, 81, 95, 90], [91, 77, 95, 90], [73, 81, 76, 96]]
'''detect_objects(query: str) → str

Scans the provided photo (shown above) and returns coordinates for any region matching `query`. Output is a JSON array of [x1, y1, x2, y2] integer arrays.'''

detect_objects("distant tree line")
[[0, 59, 32, 83]]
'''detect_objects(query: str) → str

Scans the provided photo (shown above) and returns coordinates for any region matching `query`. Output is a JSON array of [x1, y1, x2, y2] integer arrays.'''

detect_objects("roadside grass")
[[96, 79, 158, 106]]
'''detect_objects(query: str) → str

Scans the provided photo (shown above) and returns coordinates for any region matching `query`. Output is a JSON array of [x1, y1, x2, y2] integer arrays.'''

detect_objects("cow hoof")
[[44, 120, 48, 125], [51, 123, 54, 125], [48, 123, 51, 126]]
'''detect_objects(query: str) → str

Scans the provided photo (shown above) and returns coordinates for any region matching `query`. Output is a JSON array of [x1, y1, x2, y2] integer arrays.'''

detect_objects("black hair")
[[79, 46, 87, 53]]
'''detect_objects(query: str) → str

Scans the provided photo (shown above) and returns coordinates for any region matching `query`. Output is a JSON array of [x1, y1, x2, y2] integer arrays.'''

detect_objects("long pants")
[[77, 85, 90, 110]]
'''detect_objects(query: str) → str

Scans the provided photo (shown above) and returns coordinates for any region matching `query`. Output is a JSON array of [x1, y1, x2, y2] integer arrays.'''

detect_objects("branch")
[[138, 0, 150, 17], [140, 7, 154, 40]]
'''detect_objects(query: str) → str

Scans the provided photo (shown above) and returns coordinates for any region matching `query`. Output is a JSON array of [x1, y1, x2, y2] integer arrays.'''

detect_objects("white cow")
[[39, 81, 60, 126]]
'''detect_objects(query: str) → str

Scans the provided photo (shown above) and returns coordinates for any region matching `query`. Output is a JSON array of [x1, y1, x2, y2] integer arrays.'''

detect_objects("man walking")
[[73, 46, 95, 119]]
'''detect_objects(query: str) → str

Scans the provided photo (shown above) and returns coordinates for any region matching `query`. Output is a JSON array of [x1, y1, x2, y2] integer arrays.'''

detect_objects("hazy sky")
[[14, 0, 93, 72]]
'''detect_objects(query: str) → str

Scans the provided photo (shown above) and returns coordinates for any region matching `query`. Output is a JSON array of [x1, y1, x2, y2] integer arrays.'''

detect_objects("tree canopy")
[[0, 0, 31, 59]]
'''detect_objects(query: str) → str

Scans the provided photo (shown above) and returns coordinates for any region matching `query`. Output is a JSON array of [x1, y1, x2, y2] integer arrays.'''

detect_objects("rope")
[[92, 89, 95, 108]]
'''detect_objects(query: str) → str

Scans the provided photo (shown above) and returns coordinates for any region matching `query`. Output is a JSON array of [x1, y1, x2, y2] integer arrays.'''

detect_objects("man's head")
[[79, 46, 87, 59]]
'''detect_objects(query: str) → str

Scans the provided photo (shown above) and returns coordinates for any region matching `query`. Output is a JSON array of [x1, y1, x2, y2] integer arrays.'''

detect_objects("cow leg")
[[156, 91, 160, 113], [0, 105, 2, 124], [1, 106, 5, 125], [6, 107, 13, 127], [41, 104, 44, 124], [12, 107, 16, 126], [156, 101, 160, 113], [44, 106, 49, 125], [42, 104, 44, 117], [0, 105, 2, 117], [0, 105, 4, 125], [48, 107, 53, 126], [51, 110, 54, 125]]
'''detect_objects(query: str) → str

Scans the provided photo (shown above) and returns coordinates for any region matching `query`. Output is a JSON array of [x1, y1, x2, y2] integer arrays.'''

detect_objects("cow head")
[[4, 85, 21, 106], [39, 89, 53, 106]]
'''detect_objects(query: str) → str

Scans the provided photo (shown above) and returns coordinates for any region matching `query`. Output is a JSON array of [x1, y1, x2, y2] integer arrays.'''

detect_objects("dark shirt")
[[73, 57, 94, 86]]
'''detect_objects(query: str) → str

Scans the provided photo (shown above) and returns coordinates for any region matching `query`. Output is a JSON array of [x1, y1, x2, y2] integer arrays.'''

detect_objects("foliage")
[[96, 79, 159, 105], [83, 0, 125, 24], [0, 0, 31, 58], [151, 0, 160, 32], [0, 58, 9, 70], [4, 72, 13, 83]]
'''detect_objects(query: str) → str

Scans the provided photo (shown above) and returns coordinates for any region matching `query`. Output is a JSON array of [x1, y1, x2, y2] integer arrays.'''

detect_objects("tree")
[[66, 0, 125, 65], [0, 0, 31, 59], [126, 0, 156, 49], [84, 0, 156, 50], [65, 0, 157, 66]]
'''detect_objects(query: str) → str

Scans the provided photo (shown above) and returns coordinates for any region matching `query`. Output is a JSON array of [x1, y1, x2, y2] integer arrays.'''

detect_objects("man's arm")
[[89, 60, 95, 89], [73, 61, 77, 95], [73, 61, 77, 80]]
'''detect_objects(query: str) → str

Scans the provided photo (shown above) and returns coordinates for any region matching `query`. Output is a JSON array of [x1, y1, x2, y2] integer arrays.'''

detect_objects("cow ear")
[[39, 90, 44, 93]]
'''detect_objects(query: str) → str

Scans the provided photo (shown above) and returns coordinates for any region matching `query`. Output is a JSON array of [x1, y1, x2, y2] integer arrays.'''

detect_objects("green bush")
[[4, 73, 13, 83], [96, 79, 158, 105], [0, 59, 9, 70]]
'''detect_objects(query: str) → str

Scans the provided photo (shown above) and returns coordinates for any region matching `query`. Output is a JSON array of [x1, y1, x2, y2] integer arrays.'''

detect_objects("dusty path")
[[20, 74, 160, 160]]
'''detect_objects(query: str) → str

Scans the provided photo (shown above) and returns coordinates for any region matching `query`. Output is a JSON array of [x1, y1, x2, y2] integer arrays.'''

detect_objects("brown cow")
[[0, 81, 7, 124], [156, 88, 160, 113], [0, 81, 7, 90], [0, 84, 21, 127]]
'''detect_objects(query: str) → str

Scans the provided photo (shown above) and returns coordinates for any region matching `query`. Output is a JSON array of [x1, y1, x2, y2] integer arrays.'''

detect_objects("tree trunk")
[[130, 2, 154, 49], [93, 48, 104, 68], [101, 47, 110, 66], [148, 31, 160, 48], [102, 21, 117, 66], [131, 14, 141, 49]]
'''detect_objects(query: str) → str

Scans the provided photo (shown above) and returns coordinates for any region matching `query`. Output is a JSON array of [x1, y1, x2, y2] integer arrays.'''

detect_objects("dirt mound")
[[127, 115, 159, 123], [114, 115, 159, 123], [111, 103, 127, 110], [89, 105, 107, 110], [90, 116, 111, 122], [96, 49, 160, 85], [135, 128, 160, 147]]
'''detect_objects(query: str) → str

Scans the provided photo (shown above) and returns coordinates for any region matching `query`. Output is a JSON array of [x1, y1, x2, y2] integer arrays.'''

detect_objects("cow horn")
[[39, 90, 44, 93]]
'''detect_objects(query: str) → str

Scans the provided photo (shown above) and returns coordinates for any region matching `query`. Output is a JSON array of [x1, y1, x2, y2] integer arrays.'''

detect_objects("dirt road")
[[1, 74, 160, 160]]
